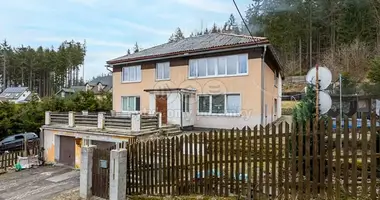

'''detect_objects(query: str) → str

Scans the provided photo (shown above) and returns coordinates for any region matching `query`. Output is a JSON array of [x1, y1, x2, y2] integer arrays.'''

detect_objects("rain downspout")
[[261, 45, 267, 125]]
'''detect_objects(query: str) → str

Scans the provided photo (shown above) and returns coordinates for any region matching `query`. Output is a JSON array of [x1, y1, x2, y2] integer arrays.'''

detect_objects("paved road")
[[0, 166, 79, 200]]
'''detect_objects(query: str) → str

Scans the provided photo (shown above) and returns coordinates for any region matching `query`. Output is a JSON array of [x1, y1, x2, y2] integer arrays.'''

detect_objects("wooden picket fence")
[[121, 114, 380, 199], [0, 140, 41, 171]]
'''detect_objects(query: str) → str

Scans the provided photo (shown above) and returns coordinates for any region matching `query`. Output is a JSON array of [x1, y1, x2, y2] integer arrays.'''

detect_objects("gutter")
[[261, 45, 267, 125], [108, 43, 269, 66]]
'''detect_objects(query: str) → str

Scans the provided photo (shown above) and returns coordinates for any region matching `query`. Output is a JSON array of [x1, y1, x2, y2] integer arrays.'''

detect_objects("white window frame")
[[189, 54, 248, 79], [121, 65, 141, 83], [156, 62, 170, 80], [121, 96, 141, 113], [197, 94, 241, 116]]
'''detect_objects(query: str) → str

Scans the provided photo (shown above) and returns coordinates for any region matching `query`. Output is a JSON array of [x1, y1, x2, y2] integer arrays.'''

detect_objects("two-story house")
[[107, 33, 283, 129]]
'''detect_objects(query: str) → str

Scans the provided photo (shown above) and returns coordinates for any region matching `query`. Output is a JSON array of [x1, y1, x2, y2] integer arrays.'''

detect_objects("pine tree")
[[168, 28, 185, 43], [127, 49, 131, 55], [133, 42, 139, 53], [189, 32, 195, 37], [204, 28, 209, 35], [211, 23, 218, 33]]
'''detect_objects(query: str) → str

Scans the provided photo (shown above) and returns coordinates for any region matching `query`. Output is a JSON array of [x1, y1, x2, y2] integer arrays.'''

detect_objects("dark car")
[[0, 132, 39, 154]]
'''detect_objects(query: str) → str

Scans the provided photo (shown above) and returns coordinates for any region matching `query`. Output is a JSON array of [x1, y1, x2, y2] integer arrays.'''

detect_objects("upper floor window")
[[156, 62, 170, 80], [189, 54, 248, 78], [122, 65, 141, 83]]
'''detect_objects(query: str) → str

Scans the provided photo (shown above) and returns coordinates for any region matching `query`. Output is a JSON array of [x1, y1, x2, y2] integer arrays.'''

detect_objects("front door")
[[59, 136, 75, 166], [156, 95, 168, 124]]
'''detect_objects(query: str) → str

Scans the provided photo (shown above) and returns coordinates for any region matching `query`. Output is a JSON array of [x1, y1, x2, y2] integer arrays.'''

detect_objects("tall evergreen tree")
[[133, 42, 140, 53], [211, 23, 218, 33]]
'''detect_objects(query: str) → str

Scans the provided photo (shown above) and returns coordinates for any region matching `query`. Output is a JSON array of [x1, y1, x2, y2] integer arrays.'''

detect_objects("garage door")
[[59, 136, 75, 166]]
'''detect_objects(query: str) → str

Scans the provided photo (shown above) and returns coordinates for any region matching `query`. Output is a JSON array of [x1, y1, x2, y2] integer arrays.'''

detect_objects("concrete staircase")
[[159, 124, 182, 137]]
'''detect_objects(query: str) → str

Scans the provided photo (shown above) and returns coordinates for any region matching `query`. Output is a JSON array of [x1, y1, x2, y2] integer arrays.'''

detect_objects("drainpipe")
[[261, 45, 268, 125], [180, 92, 183, 129]]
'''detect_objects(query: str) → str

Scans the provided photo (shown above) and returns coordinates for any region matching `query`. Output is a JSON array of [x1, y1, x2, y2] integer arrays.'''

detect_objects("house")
[[55, 86, 86, 98], [55, 75, 112, 98], [107, 33, 284, 129], [85, 75, 112, 97], [0, 87, 40, 103]]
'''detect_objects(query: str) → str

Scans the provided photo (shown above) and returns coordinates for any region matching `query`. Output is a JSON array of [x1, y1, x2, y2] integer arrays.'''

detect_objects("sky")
[[0, 0, 251, 81]]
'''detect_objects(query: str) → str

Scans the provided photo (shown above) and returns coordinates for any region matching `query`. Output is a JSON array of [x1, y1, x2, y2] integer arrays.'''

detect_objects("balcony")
[[44, 111, 162, 135]]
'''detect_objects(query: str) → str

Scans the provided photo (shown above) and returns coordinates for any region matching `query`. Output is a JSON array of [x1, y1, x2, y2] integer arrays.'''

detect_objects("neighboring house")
[[55, 75, 112, 98], [0, 87, 40, 103], [55, 86, 86, 98], [107, 33, 284, 129], [85, 75, 113, 96]]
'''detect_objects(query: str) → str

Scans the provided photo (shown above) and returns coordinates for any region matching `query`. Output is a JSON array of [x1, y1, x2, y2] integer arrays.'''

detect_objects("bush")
[[0, 91, 112, 140], [282, 107, 293, 115]]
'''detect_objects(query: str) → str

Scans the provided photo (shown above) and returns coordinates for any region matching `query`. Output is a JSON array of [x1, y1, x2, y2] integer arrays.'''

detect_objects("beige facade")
[[111, 49, 281, 129]]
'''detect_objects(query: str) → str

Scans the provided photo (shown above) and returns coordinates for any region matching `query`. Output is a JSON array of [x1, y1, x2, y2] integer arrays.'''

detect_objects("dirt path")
[[0, 166, 79, 200]]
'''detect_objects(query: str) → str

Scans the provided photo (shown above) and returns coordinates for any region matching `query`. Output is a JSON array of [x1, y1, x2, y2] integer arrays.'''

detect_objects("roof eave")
[[107, 40, 269, 65]]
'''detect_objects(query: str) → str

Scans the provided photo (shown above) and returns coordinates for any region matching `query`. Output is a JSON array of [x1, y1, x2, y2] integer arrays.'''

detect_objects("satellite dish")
[[306, 66, 332, 90], [319, 91, 332, 114]]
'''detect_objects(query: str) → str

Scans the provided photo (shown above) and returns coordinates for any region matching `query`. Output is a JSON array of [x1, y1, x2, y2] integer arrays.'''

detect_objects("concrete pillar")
[[131, 114, 141, 132], [98, 112, 105, 129], [82, 110, 89, 115], [80, 145, 96, 199], [45, 111, 51, 125], [69, 111, 75, 127], [157, 112, 162, 128], [110, 110, 116, 117], [109, 149, 127, 200]]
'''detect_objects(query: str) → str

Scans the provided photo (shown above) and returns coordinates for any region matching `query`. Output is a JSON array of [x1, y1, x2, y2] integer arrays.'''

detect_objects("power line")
[[232, 0, 254, 37]]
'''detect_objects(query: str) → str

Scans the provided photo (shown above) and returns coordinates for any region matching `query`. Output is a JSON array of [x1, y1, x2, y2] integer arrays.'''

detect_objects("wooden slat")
[[278, 123, 284, 197], [284, 123, 290, 199], [194, 133, 199, 194], [175, 137, 180, 195], [265, 125, 270, 198], [351, 114, 357, 198], [259, 126, 264, 197], [335, 116, 342, 199], [143, 142, 147, 194], [327, 118, 333, 198], [218, 130, 224, 197], [247, 127, 252, 199], [241, 127, 247, 196], [343, 117, 349, 192], [291, 122, 297, 199], [202, 132, 207, 194], [370, 113, 377, 199], [170, 137, 175, 195], [271, 125, 276, 198], [138, 142, 142, 194], [230, 129, 235, 194], [361, 113, 368, 196], [235, 129, 240, 195], [189, 133, 194, 195], [185, 135, 189, 195], [253, 126, 258, 200], [319, 119, 326, 198], [305, 119, 311, 199], [180, 136, 184, 195], [298, 121, 304, 196], [224, 129, 229, 197], [214, 130, 219, 196], [150, 140, 154, 195]]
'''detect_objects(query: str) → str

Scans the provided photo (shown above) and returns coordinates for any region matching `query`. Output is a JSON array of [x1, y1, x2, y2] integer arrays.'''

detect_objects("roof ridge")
[[219, 32, 266, 40]]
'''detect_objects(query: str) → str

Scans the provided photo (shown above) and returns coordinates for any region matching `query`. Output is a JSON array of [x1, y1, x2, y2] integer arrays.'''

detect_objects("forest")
[[0, 40, 86, 97]]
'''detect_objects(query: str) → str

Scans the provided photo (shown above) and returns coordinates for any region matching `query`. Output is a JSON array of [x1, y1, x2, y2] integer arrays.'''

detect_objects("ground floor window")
[[122, 96, 140, 112], [198, 94, 241, 114]]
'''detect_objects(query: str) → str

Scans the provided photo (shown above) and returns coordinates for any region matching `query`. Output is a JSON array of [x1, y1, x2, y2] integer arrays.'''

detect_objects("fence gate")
[[92, 148, 110, 199]]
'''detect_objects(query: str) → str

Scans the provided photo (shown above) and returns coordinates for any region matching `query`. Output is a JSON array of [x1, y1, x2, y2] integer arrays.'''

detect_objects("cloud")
[[110, 19, 172, 36], [175, 0, 235, 14]]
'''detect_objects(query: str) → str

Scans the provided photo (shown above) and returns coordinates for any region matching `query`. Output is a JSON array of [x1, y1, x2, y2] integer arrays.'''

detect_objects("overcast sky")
[[0, 0, 251, 80]]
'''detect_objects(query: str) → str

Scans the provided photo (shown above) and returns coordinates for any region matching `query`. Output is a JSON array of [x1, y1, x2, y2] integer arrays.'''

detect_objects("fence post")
[[45, 111, 51, 125], [80, 144, 96, 199], [131, 114, 141, 132], [98, 112, 105, 129], [109, 149, 128, 200], [110, 110, 116, 117], [69, 111, 75, 127], [157, 112, 162, 128]]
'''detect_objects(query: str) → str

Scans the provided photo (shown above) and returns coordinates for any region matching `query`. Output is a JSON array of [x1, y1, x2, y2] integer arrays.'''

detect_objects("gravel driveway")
[[0, 165, 79, 200]]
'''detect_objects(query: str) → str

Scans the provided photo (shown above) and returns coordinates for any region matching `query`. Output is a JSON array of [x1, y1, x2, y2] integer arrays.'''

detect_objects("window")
[[156, 62, 170, 80], [182, 94, 190, 112], [122, 96, 140, 112], [198, 94, 241, 115], [198, 96, 210, 113], [14, 135, 24, 140], [189, 54, 248, 78], [122, 65, 141, 82]]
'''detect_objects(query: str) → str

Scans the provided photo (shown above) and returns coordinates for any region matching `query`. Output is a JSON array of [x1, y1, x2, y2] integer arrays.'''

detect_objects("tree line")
[[0, 40, 86, 97], [0, 91, 112, 139]]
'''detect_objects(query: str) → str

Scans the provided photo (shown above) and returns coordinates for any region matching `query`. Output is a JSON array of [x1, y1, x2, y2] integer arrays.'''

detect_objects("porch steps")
[[160, 124, 182, 137]]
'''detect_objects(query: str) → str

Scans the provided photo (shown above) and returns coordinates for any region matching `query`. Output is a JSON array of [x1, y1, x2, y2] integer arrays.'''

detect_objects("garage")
[[59, 136, 75, 166]]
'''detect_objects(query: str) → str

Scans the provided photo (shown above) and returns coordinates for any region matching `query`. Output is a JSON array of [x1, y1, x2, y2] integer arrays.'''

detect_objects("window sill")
[[155, 78, 171, 82], [188, 73, 248, 80], [121, 80, 141, 84], [197, 113, 241, 117]]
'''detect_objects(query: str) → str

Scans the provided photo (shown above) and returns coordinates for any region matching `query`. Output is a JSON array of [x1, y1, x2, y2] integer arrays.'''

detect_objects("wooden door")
[[59, 136, 75, 167], [156, 95, 168, 124]]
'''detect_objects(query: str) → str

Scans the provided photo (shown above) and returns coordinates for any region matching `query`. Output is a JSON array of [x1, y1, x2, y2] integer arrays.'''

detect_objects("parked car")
[[0, 132, 39, 154]]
